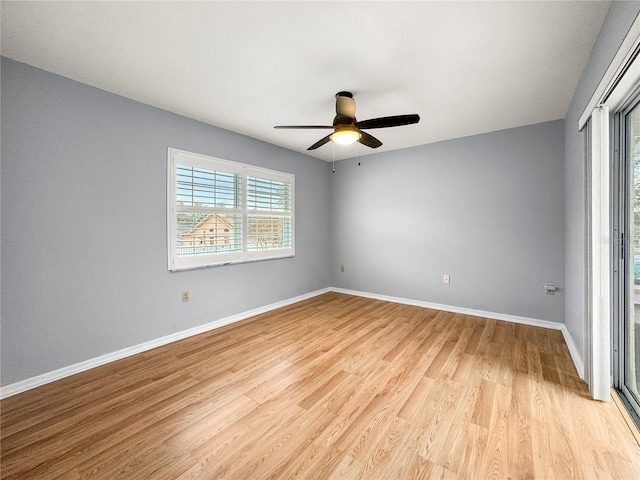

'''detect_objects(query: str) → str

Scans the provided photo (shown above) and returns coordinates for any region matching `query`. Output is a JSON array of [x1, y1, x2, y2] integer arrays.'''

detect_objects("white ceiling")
[[1, 1, 611, 161]]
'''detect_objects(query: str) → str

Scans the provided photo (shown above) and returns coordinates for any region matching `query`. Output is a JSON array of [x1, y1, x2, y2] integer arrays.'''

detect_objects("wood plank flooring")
[[2, 292, 640, 479]]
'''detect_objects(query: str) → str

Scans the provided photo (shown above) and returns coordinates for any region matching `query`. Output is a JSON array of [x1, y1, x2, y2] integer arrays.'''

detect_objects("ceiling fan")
[[274, 91, 420, 150]]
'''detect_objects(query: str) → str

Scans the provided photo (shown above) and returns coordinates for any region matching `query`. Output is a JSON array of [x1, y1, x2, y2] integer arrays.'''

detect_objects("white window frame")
[[167, 148, 295, 271]]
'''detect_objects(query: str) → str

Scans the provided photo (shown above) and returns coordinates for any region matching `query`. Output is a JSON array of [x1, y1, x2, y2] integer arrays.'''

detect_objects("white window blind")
[[247, 176, 292, 252], [167, 148, 294, 271]]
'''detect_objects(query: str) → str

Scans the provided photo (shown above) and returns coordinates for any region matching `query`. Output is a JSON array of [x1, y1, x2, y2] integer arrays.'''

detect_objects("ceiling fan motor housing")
[[335, 91, 356, 119]]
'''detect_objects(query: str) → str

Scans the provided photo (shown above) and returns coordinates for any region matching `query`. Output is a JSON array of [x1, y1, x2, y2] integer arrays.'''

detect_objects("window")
[[167, 148, 294, 271]]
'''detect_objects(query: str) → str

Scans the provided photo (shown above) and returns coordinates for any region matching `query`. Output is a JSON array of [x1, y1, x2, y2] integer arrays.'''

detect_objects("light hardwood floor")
[[2, 292, 640, 479]]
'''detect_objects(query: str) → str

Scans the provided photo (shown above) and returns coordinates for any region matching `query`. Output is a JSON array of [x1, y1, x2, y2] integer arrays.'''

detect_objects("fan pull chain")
[[332, 141, 335, 173]]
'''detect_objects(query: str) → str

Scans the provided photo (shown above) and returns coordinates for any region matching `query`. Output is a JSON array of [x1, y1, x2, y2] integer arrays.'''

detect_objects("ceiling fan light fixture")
[[330, 128, 361, 145]]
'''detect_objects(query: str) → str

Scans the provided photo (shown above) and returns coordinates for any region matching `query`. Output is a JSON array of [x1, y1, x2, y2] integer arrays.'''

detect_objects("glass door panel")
[[624, 99, 640, 415]]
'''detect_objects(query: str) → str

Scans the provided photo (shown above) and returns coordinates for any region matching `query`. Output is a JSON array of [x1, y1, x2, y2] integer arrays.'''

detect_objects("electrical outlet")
[[443, 274, 450, 284], [340, 265, 345, 273], [182, 290, 190, 302]]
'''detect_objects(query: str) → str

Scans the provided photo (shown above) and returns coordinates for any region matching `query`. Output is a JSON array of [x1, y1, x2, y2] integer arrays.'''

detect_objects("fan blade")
[[356, 114, 420, 130], [274, 125, 333, 129], [308, 134, 332, 150], [358, 131, 382, 149]]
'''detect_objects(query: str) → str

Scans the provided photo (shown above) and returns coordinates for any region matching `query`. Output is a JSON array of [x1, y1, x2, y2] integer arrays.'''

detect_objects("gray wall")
[[564, 2, 640, 368], [330, 120, 565, 323], [1, 58, 332, 385]]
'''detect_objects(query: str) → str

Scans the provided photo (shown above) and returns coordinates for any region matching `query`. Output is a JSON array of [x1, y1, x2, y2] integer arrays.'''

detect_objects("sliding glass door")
[[615, 95, 640, 422]]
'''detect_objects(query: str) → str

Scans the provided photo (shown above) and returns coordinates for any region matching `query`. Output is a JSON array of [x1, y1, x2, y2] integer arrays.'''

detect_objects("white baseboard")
[[330, 287, 563, 329], [1, 286, 585, 399], [0, 288, 331, 399], [330, 287, 585, 379], [560, 326, 585, 380]]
